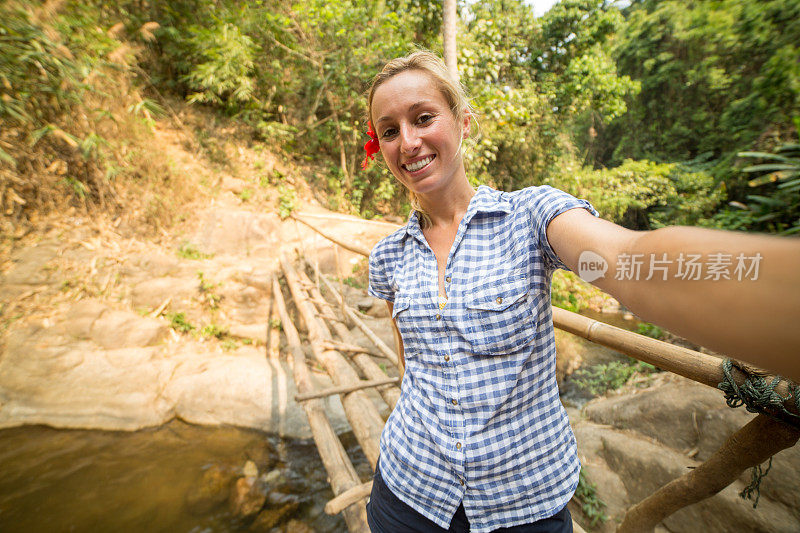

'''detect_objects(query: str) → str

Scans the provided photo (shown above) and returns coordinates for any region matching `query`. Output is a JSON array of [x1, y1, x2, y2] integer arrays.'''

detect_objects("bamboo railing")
[[276, 218, 799, 533]]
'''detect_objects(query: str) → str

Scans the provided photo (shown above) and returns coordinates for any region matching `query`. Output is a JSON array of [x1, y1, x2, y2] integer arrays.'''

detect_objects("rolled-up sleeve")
[[517, 185, 599, 272], [368, 238, 396, 303]]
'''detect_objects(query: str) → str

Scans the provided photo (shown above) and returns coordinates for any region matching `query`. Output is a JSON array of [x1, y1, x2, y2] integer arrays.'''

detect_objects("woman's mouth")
[[402, 155, 435, 173]]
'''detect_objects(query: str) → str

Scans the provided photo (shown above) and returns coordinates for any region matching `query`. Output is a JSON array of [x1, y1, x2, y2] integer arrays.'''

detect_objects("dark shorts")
[[366, 460, 573, 533]]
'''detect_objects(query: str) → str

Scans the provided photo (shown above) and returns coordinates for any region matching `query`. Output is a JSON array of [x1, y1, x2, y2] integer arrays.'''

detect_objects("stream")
[[0, 310, 637, 532], [0, 422, 370, 532]]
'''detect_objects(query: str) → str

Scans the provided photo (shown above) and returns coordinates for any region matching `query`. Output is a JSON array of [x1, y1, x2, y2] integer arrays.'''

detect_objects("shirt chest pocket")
[[461, 273, 537, 356]]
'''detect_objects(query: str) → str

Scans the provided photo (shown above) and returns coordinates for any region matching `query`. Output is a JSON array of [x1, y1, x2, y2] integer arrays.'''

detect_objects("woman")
[[363, 51, 800, 533]]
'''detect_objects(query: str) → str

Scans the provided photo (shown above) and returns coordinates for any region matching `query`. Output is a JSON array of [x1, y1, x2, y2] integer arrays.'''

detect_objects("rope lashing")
[[717, 358, 800, 507]]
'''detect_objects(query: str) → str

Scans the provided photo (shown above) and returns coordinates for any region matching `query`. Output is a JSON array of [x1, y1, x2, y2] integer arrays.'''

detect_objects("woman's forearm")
[[611, 226, 800, 380]]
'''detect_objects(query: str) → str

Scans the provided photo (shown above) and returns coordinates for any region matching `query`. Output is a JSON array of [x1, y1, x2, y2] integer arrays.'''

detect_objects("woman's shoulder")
[[370, 224, 409, 262]]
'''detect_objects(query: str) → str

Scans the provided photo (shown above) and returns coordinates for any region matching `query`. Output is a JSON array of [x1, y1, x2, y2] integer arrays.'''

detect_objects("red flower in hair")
[[361, 121, 380, 170]]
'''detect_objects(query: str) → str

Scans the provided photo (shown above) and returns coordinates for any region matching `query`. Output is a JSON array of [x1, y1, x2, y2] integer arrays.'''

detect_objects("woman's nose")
[[399, 125, 421, 154]]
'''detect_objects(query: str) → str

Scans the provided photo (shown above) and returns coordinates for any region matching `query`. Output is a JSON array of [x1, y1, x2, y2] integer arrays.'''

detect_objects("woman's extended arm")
[[546, 208, 800, 381], [386, 301, 406, 381]]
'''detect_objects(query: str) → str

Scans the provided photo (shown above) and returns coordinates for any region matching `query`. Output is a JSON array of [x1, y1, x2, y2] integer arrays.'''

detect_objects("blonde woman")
[[363, 51, 800, 533]]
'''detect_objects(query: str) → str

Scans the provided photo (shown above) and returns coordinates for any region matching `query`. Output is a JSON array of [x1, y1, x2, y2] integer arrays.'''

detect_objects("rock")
[[599, 428, 799, 533], [131, 277, 198, 310], [120, 252, 182, 278], [185, 465, 235, 514], [243, 460, 259, 479], [583, 375, 752, 460], [193, 208, 280, 256], [353, 296, 375, 312], [267, 490, 302, 507], [229, 477, 267, 518], [554, 330, 585, 384], [261, 469, 283, 486], [222, 176, 248, 194], [249, 502, 300, 531], [0, 319, 173, 430], [571, 376, 800, 532], [90, 309, 169, 349], [366, 299, 390, 318], [228, 324, 267, 343], [244, 441, 278, 471], [284, 519, 315, 533], [2, 241, 59, 285]]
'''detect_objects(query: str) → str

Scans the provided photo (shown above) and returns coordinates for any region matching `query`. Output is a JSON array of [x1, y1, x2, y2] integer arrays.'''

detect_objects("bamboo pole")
[[326, 481, 373, 515], [272, 277, 369, 532], [323, 339, 382, 358], [553, 307, 800, 427], [296, 377, 399, 402], [314, 268, 400, 368], [281, 255, 385, 469], [298, 265, 401, 410], [617, 414, 800, 533], [290, 213, 371, 256]]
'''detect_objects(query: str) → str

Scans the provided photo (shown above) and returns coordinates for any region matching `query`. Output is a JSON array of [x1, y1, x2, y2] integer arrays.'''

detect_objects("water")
[[559, 308, 644, 406], [0, 422, 369, 532], [0, 309, 640, 532]]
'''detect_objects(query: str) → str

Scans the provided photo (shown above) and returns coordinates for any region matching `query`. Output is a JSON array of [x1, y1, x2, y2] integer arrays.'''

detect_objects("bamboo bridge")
[[267, 213, 799, 533]]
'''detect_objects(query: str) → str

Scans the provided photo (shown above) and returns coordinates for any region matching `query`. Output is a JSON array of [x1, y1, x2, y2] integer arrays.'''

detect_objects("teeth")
[[405, 155, 434, 172]]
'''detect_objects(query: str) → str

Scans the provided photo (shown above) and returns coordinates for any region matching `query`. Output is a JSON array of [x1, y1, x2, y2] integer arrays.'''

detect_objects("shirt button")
[[445, 276, 451, 283], [456, 442, 462, 450], [496, 296, 503, 304], [435, 314, 442, 320], [459, 478, 465, 486], [444, 355, 450, 362], [451, 399, 458, 406]]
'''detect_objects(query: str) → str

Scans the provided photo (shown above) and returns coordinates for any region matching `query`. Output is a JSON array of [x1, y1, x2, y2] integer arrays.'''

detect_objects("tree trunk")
[[442, 0, 459, 81]]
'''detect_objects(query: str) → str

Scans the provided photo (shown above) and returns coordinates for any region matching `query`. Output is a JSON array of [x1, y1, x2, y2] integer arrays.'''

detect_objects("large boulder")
[[0, 302, 350, 439], [572, 375, 800, 531]]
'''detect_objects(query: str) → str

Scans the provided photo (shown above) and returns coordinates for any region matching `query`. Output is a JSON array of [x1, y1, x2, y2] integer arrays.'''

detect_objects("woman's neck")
[[416, 175, 476, 229]]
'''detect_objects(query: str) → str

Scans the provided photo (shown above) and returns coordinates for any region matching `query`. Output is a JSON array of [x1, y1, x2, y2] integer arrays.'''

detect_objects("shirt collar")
[[403, 185, 512, 242]]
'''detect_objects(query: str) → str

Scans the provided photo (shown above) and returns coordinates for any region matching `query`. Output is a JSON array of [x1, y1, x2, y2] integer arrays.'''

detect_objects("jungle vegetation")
[[2, 0, 798, 234]]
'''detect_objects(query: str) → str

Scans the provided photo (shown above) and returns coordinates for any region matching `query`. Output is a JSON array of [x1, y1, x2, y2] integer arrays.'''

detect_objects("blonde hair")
[[367, 50, 474, 229]]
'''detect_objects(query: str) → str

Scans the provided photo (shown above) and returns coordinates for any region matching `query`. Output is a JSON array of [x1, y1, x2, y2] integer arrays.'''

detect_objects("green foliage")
[[238, 187, 253, 201], [572, 359, 656, 396], [178, 242, 212, 260], [197, 271, 222, 309], [183, 22, 257, 108], [201, 323, 227, 339], [278, 185, 295, 219], [574, 468, 609, 528], [550, 270, 607, 313], [549, 159, 722, 229], [637, 322, 664, 340], [167, 312, 195, 333], [737, 142, 800, 234]]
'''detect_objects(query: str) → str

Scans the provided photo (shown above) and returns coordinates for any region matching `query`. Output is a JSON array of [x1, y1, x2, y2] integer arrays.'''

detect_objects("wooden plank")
[[281, 255, 385, 469], [295, 377, 400, 402], [302, 263, 401, 410], [553, 307, 800, 427], [272, 277, 369, 532]]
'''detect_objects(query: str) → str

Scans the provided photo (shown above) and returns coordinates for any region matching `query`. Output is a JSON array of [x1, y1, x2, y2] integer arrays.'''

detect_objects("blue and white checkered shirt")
[[368, 185, 598, 532]]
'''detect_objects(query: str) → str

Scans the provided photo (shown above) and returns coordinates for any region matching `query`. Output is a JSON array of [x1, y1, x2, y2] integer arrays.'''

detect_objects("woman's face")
[[370, 70, 469, 196]]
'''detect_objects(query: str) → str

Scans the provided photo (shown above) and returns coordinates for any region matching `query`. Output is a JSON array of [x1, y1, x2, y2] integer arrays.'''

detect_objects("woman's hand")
[[546, 208, 800, 381]]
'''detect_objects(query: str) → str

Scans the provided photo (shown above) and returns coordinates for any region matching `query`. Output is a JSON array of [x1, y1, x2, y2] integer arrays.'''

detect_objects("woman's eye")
[[381, 128, 397, 138], [418, 114, 433, 125]]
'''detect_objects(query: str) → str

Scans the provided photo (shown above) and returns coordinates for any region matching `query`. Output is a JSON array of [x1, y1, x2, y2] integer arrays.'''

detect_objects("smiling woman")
[[360, 50, 800, 533]]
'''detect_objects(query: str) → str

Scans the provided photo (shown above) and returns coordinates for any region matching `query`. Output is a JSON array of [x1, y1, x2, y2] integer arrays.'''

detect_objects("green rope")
[[740, 457, 772, 508], [716, 358, 800, 508]]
